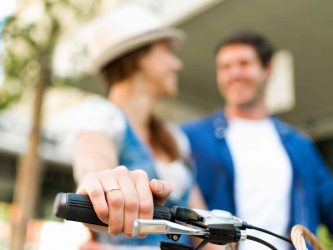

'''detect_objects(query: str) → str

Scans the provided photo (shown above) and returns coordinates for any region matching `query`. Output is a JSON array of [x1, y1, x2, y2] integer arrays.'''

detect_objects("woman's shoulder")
[[68, 96, 127, 141], [76, 96, 123, 116]]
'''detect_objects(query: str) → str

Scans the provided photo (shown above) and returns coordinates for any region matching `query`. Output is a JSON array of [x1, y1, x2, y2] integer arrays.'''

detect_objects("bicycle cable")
[[243, 222, 292, 244], [247, 235, 278, 250]]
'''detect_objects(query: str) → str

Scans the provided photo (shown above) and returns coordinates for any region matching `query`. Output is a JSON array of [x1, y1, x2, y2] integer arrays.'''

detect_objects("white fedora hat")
[[85, 4, 185, 74]]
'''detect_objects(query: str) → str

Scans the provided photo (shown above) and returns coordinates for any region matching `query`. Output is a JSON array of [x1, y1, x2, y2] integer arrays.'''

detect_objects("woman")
[[71, 4, 220, 250]]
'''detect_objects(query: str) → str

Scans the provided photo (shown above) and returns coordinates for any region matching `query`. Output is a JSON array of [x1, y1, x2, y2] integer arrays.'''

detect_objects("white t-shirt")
[[225, 118, 292, 250]]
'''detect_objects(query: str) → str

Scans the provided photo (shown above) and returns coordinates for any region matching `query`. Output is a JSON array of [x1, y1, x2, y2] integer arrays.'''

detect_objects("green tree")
[[0, 0, 106, 249]]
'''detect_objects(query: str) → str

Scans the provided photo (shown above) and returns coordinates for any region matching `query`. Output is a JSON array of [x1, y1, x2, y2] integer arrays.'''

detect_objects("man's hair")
[[215, 30, 275, 67]]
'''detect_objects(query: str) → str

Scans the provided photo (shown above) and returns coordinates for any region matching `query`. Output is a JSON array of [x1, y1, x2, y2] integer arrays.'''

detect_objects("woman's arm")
[[73, 131, 119, 184]]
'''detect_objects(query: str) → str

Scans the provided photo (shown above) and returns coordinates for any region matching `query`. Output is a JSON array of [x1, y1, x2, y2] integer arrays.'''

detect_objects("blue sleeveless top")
[[100, 120, 192, 246], [71, 98, 193, 247]]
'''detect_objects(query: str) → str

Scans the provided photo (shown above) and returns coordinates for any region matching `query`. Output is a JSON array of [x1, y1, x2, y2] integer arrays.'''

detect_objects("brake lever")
[[132, 208, 247, 247], [133, 219, 208, 236], [192, 208, 244, 228], [133, 218, 246, 248]]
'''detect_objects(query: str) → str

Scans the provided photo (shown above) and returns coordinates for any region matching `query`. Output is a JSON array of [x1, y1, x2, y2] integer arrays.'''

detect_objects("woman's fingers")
[[149, 179, 172, 205], [98, 169, 125, 236], [76, 166, 172, 238], [112, 166, 140, 237], [131, 169, 154, 220], [77, 173, 109, 225]]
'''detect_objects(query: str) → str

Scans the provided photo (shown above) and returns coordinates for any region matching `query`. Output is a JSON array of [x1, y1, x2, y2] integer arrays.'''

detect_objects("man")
[[182, 30, 333, 249]]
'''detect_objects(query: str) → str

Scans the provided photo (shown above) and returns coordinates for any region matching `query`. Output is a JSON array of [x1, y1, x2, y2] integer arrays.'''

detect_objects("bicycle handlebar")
[[54, 192, 172, 226], [53, 192, 297, 250]]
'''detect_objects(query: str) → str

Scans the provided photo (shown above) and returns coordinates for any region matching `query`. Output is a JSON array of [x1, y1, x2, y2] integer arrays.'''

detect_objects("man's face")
[[215, 44, 271, 108]]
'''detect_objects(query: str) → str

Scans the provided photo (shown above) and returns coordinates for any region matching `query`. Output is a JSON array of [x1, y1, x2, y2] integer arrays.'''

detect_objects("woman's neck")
[[108, 78, 155, 142]]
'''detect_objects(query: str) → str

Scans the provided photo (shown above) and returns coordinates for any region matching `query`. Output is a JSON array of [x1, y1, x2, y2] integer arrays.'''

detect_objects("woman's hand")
[[77, 166, 171, 237]]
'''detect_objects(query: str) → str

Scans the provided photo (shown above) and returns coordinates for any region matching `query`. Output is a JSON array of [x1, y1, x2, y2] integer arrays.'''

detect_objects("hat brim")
[[90, 27, 185, 74]]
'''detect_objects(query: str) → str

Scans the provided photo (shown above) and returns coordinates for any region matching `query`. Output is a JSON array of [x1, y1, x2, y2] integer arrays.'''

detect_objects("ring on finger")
[[105, 182, 121, 195], [106, 186, 121, 194]]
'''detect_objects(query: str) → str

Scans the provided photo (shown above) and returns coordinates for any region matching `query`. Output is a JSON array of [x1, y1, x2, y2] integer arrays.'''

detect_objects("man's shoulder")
[[182, 116, 211, 131], [271, 117, 311, 143], [182, 110, 223, 133]]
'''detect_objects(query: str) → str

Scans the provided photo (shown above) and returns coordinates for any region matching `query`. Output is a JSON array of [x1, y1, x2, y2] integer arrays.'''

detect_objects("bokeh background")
[[0, 0, 333, 249]]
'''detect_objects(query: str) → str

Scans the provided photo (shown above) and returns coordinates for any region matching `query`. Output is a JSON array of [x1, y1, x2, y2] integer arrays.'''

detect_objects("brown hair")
[[100, 44, 181, 161], [148, 115, 180, 160], [100, 44, 152, 91], [215, 29, 275, 68]]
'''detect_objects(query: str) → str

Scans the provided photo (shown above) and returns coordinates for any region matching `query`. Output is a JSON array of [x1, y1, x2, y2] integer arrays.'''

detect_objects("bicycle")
[[53, 192, 323, 250]]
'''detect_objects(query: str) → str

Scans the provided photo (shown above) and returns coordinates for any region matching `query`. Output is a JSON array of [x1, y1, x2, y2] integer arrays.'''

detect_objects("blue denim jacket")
[[182, 110, 333, 237]]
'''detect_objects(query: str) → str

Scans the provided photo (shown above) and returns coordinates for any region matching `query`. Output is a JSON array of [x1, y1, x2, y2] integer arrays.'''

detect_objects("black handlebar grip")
[[54, 192, 108, 226], [53, 193, 172, 226]]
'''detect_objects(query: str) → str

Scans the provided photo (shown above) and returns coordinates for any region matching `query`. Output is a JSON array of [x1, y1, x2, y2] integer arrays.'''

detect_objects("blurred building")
[[65, 0, 333, 166], [0, 86, 90, 212], [1, 0, 333, 228]]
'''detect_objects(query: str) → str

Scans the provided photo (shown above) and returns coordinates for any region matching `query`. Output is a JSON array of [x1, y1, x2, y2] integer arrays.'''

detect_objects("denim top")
[[71, 97, 194, 247]]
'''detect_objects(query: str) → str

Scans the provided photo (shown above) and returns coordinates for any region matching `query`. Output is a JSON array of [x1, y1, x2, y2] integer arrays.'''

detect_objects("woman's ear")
[[136, 44, 155, 73], [137, 51, 151, 72], [136, 56, 145, 71], [264, 61, 273, 79]]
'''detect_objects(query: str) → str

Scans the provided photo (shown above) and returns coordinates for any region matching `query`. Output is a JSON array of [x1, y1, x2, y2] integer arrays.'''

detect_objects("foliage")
[[317, 225, 333, 249], [0, 0, 109, 109]]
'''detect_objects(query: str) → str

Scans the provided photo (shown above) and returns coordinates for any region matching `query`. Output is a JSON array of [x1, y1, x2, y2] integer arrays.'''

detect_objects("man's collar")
[[211, 109, 294, 140]]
